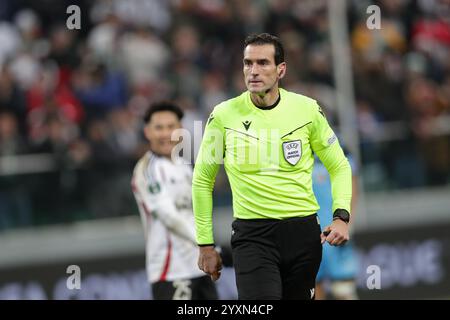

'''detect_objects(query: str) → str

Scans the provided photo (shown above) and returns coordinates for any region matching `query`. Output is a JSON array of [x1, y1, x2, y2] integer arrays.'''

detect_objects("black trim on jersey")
[[198, 243, 215, 247], [280, 121, 312, 139], [224, 127, 259, 140], [254, 93, 281, 110]]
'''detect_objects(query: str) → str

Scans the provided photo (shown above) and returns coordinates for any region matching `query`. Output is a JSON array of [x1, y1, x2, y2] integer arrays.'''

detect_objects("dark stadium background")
[[0, 0, 449, 299]]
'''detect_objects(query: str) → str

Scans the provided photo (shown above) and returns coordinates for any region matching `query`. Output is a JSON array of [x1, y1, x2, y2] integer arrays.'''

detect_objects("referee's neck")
[[250, 87, 280, 108]]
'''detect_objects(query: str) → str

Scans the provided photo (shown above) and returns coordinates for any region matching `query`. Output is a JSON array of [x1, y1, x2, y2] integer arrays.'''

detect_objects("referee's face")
[[243, 44, 285, 95], [144, 111, 182, 158]]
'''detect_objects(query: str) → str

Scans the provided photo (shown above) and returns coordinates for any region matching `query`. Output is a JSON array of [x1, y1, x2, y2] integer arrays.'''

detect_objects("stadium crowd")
[[0, 0, 449, 230]]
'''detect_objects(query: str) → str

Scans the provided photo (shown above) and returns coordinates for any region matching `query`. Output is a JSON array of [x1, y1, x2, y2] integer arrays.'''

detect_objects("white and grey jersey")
[[132, 152, 204, 283]]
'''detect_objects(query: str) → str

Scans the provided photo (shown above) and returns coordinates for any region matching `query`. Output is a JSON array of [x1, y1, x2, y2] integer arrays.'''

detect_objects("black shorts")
[[231, 214, 322, 300], [152, 275, 218, 300]]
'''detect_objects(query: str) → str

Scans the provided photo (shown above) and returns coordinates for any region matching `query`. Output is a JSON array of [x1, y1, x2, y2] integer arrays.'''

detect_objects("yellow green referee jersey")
[[193, 88, 352, 245]]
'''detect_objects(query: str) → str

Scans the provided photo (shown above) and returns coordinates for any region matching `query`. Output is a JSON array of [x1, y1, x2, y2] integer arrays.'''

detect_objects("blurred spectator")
[[172, 24, 202, 64], [108, 108, 142, 163], [29, 114, 86, 224], [411, 13, 450, 81], [169, 24, 203, 100], [306, 44, 334, 86], [0, 22, 21, 69], [90, 0, 172, 33], [73, 61, 126, 119], [200, 70, 228, 114], [231, 0, 266, 35], [0, 67, 27, 135], [119, 27, 169, 87], [405, 77, 450, 185], [27, 61, 84, 129], [47, 24, 80, 83], [14, 9, 47, 58], [0, 111, 32, 230], [86, 13, 122, 70], [351, 12, 407, 63], [84, 118, 135, 218], [8, 52, 41, 91], [0, 0, 448, 230], [0, 111, 28, 155]]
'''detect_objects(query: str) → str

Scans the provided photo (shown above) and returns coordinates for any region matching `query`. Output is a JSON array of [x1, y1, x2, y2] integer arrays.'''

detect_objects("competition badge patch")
[[282, 140, 302, 165]]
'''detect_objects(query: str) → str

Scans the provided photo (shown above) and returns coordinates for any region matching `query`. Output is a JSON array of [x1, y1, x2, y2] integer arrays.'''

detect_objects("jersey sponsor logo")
[[242, 120, 252, 131], [175, 195, 192, 211], [282, 140, 302, 165], [148, 181, 161, 194]]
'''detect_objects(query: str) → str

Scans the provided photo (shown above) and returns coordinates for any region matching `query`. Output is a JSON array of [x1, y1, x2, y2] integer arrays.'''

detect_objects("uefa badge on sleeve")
[[282, 140, 302, 165]]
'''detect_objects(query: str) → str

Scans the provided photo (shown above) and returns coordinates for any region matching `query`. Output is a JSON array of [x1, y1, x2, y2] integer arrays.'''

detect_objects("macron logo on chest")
[[242, 120, 252, 131]]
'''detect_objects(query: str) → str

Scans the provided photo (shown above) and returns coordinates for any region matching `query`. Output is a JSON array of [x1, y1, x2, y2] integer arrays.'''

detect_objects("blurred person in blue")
[[313, 147, 359, 300]]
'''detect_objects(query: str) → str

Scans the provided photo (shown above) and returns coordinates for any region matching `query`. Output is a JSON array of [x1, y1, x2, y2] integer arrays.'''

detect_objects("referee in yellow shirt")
[[193, 33, 352, 300]]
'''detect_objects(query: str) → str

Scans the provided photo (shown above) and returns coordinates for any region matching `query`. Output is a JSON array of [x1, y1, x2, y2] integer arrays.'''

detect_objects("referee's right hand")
[[321, 219, 350, 246], [198, 246, 223, 281]]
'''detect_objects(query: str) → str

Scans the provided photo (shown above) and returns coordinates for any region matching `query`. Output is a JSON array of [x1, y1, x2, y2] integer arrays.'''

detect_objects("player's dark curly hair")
[[144, 101, 184, 123], [244, 33, 285, 65]]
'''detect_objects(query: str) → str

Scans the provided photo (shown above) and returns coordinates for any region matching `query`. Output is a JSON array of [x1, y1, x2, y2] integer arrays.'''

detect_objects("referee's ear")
[[277, 62, 287, 80]]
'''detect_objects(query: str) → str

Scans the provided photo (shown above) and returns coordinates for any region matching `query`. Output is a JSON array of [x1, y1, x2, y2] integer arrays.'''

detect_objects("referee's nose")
[[250, 64, 260, 76]]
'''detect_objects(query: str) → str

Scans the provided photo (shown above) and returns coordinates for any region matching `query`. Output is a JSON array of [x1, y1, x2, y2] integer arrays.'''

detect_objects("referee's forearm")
[[329, 158, 352, 213], [192, 183, 214, 245], [192, 167, 217, 245], [316, 144, 352, 213]]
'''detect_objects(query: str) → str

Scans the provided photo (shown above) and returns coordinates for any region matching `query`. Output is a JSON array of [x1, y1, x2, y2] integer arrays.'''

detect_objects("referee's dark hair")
[[244, 33, 285, 66], [144, 101, 184, 124]]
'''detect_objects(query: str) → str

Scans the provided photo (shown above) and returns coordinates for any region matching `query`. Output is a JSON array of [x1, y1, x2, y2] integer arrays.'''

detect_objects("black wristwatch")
[[333, 209, 350, 224]]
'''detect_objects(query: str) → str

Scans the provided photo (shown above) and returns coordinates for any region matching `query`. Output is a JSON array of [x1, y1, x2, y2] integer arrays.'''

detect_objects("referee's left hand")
[[198, 246, 222, 281], [321, 219, 349, 246]]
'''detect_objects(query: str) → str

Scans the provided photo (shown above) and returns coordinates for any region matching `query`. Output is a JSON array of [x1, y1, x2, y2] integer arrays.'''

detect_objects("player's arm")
[[192, 110, 224, 280], [131, 175, 150, 243], [134, 163, 197, 244], [310, 103, 352, 245]]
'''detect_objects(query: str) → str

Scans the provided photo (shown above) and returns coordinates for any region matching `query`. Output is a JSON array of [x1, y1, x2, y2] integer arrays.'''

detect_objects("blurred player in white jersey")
[[131, 101, 218, 300]]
